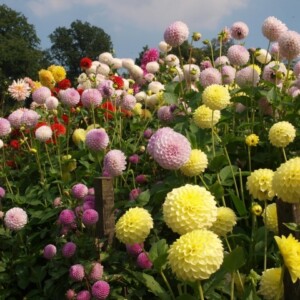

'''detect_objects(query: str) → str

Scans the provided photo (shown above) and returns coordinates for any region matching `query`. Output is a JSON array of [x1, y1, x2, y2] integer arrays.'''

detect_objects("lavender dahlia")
[[59, 88, 80, 107], [199, 68, 222, 88], [103, 149, 127, 177], [262, 16, 288, 42], [230, 21, 249, 40], [8, 108, 26, 128], [43, 244, 57, 259], [20, 109, 40, 128], [32, 86, 51, 104], [0, 118, 11, 137], [85, 128, 109, 152], [4, 207, 28, 231], [81, 88, 103, 108], [227, 45, 250, 66], [164, 21, 189, 47], [278, 30, 300, 60]]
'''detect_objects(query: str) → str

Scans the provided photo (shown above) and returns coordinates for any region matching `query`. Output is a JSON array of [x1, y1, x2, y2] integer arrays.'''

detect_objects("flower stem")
[[263, 200, 268, 271], [160, 270, 176, 300], [198, 280, 205, 300]]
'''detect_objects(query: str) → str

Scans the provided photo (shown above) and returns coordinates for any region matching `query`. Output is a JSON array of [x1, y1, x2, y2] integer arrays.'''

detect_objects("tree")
[[48, 20, 113, 81], [0, 4, 46, 104]]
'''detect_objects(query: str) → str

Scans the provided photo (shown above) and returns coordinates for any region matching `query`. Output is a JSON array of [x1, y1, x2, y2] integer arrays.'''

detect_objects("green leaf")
[[176, 295, 198, 300], [148, 239, 169, 271], [128, 271, 171, 300], [163, 92, 178, 105], [283, 222, 300, 232], [228, 189, 247, 217], [209, 155, 227, 172], [136, 189, 151, 207], [209, 182, 224, 199]]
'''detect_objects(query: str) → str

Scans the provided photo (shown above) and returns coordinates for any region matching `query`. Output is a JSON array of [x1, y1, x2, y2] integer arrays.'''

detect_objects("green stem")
[[198, 280, 205, 300], [282, 147, 287, 162], [263, 200, 268, 271], [160, 270, 176, 300], [248, 146, 252, 172], [230, 272, 235, 300]]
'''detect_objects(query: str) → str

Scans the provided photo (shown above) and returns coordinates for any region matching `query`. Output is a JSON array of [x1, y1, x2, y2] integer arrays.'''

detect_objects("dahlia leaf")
[[149, 239, 169, 271], [228, 189, 247, 217]]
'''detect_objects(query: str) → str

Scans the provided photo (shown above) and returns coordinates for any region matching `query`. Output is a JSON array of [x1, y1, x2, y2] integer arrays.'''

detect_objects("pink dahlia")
[[293, 60, 300, 78], [76, 290, 91, 300], [91, 280, 110, 300], [83, 199, 95, 211], [35, 125, 52, 142], [143, 128, 153, 139], [43, 244, 57, 259], [141, 48, 160, 66], [221, 65, 236, 85], [62, 241, 77, 258], [129, 188, 142, 201], [71, 183, 89, 199], [8, 108, 26, 128], [59, 209, 76, 225], [82, 209, 99, 226], [126, 243, 144, 256], [97, 80, 115, 98], [199, 68, 222, 88], [103, 149, 127, 177], [8, 79, 31, 101], [0, 187, 5, 198], [85, 128, 109, 152], [278, 30, 300, 60], [45, 96, 59, 110], [81, 89, 103, 108], [0, 118, 11, 137], [200, 60, 213, 70], [121, 94, 136, 110], [262, 61, 287, 84], [69, 264, 85, 281], [20, 109, 40, 128], [214, 56, 230, 67], [262, 16, 288, 42], [59, 88, 80, 107], [136, 252, 153, 269], [4, 207, 28, 231], [164, 21, 189, 47], [235, 66, 260, 87], [157, 105, 174, 122], [32, 86, 51, 104], [128, 154, 140, 164], [65, 289, 76, 300], [230, 21, 249, 40], [227, 45, 250, 66], [88, 262, 104, 282], [147, 127, 191, 170]]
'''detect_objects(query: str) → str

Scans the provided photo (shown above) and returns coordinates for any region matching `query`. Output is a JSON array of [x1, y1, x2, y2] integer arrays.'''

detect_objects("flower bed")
[[1, 16, 300, 299]]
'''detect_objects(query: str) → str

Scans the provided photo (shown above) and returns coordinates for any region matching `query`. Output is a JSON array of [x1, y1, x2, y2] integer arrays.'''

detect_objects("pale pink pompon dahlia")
[[262, 16, 288, 42], [4, 207, 28, 231], [164, 21, 189, 47], [278, 30, 300, 60]]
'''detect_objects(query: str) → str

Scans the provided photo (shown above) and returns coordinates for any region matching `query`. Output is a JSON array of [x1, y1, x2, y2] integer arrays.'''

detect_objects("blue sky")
[[2, 0, 300, 60]]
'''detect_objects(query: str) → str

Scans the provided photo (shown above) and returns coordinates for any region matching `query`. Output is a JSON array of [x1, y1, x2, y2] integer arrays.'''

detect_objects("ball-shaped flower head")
[[8, 108, 26, 129], [274, 234, 300, 283], [59, 209, 76, 225], [164, 21, 189, 47], [268, 121, 296, 148], [121, 94, 136, 110], [262, 61, 287, 84], [35, 125, 53, 142], [65, 289, 76, 300], [136, 252, 153, 269], [278, 30, 300, 61], [76, 290, 91, 300], [81, 88, 103, 108], [168, 229, 224, 281], [227, 45, 250, 66], [0, 117, 11, 137], [0, 187, 5, 199], [91, 280, 110, 300], [246, 169, 275, 201], [163, 184, 217, 235], [71, 183, 89, 199], [180, 149, 208, 177], [210, 207, 237, 237], [230, 21, 249, 40], [182, 64, 200, 82], [89, 262, 104, 282], [262, 16, 288, 42], [72, 128, 86, 146], [146, 127, 191, 170], [32, 86, 51, 104], [157, 106, 174, 122], [255, 49, 272, 64], [62, 241, 77, 258], [193, 105, 221, 129], [48, 65, 66, 82], [272, 157, 300, 203], [82, 209, 99, 226], [202, 84, 231, 111], [43, 244, 57, 259], [294, 60, 300, 77], [258, 267, 283, 300], [235, 66, 260, 87], [126, 243, 144, 256], [199, 68, 222, 88], [245, 133, 259, 147], [45, 96, 59, 110], [262, 203, 278, 234], [85, 128, 109, 152], [103, 149, 127, 177], [4, 207, 28, 231], [20, 109, 40, 128], [69, 264, 85, 282], [115, 207, 153, 244], [214, 56, 230, 67], [59, 88, 80, 107], [221, 65, 236, 85]]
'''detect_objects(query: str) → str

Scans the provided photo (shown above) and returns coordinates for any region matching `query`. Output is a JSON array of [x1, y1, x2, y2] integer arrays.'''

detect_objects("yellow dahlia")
[[115, 207, 153, 244], [250, 64, 262, 76], [274, 234, 300, 283], [163, 184, 217, 235], [193, 105, 221, 129], [245, 133, 259, 147], [202, 84, 231, 110], [132, 103, 143, 115], [72, 128, 86, 146], [48, 65, 67, 82], [180, 149, 208, 177], [258, 268, 283, 300], [268, 121, 296, 148], [262, 203, 278, 234], [210, 207, 237, 236], [272, 157, 300, 203], [168, 229, 224, 281], [246, 169, 275, 201], [38, 69, 55, 89]]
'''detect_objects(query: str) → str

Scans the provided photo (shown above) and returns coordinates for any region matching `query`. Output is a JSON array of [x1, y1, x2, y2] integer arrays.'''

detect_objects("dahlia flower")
[[255, 49, 272, 64], [180, 149, 208, 177], [235, 66, 260, 87], [21, 109, 40, 128], [137, 252, 153, 269], [59, 209, 76, 225], [0, 187, 5, 198], [214, 56, 230, 67], [48, 65, 66, 82], [103, 149, 127, 177], [71, 183, 88, 199], [199, 68, 222, 88], [89, 262, 104, 282], [115, 207, 153, 244], [35, 125, 53, 142], [262, 61, 287, 84], [82, 209, 99, 226], [165, 54, 180, 67], [168, 229, 224, 281], [85, 128, 109, 152], [81, 88, 103, 108], [230, 21, 249, 40], [158, 41, 172, 53], [246, 169, 275, 201], [157, 106, 173, 122], [43, 244, 57, 259], [202, 84, 231, 110], [0, 118, 11, 137], [262, 203, 278, 234], [76, 290, 91, 300], [45, 96, 59, 110], [164, 21, 189, 47], [272, 157, 300, 203], [227, 45, 250, 66], [59, 88, 80, 107], [193, 105, 221, 129], [72, 128, 86, 145], [62, 242, 77, 258], [91, 280, 110, 300], [69, 264, 85, 281], [268, 121, 296, 148], [8, 79, 31, 101], [210, 207, 237, 237], [262, 16, 288, 42], [99, 52, 114, 65], [38, 69, 55, 89], [163, 184, 217, 235], [182, 64, 200, 82], [8, 108, 26, 128], [258, 268, 283, 300], [278, 30, 300, 60], [4, 207, 28, 231], [221, 65, 236, 85], [274, 234, 300, 283], [126, 243, 144, 256], [245, 134, 259, 147]]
